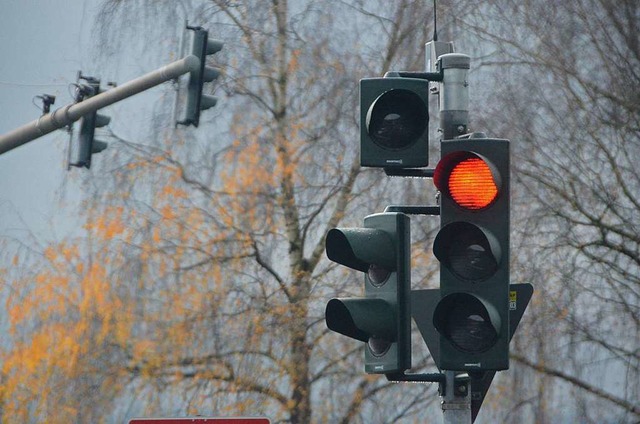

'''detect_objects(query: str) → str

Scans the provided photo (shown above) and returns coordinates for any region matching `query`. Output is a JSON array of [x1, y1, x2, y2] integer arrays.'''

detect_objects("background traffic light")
[[73, 78, 110, 169], [179, 26, 223, 127], [325, 212, 411, 374], [431, 136, 510, 371], [360, 77, 430, 168]]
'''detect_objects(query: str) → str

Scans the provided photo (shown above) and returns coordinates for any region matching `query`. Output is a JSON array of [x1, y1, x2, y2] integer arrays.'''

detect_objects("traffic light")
[[325, 212, 411, 374], [74, 79, 110, 169], [360, 77, 430, 168], [431, 136, 510, 371], [180, 26, 223, 127]]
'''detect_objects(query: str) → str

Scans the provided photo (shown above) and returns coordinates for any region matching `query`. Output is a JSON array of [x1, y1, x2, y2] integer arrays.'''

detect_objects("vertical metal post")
[[442, 371, 472, 424], [427, 43, 473, 424], [438, 53, 470, 140]]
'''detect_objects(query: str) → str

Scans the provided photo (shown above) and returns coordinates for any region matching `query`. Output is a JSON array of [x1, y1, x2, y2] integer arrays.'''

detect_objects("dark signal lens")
[[368, 336, 391, 357], [448, 232, 498, 281], [444, 304, 497, 352], [433, 222, 500, 281], [367, 264, 391, 287], [433, 293, 500, 353], [366, 89, 428, 150]]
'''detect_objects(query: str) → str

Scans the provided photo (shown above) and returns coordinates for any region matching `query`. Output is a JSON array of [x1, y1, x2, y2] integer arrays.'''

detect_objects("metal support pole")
[[0, 55, 200, 156], [429, 44, 474, 424], [442, 371, 472, 424], [438, 53, 470, 140]]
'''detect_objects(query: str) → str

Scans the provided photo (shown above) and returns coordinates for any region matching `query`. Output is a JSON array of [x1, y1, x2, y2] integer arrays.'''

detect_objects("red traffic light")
[[432, 137, 511, 371], [434, 152, 501, 210]]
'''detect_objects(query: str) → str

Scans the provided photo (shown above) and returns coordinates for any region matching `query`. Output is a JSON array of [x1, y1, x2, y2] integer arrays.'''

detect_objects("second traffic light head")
[[360, 77, 430, 168], [324, 212, 411, 374], [181, 27, 223, 127], [73, 79, 111, 170]]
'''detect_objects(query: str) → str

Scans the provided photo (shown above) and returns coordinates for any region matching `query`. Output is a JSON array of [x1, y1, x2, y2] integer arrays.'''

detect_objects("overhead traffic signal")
[[180, 26, 223, 127], [431, 136, 510, 371], [73, 78, 110, 169], [360, 77, 430, 168], [325, 212, 411, 374]]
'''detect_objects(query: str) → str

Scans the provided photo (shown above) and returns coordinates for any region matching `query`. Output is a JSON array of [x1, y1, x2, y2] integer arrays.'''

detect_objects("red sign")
[[129, 419, 270, 424]]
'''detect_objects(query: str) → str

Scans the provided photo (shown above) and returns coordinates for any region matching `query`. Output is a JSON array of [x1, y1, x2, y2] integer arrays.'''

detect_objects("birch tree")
[[459, 1, 640, 421], [1, 1, 445, 422]]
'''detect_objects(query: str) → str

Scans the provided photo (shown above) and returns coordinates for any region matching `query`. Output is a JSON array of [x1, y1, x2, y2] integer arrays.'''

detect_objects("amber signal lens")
[[448, 158, 498, 210]]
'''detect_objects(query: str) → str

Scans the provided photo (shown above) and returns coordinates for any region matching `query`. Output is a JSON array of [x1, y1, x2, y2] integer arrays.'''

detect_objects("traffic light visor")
[[325, 298, 396, 343], [433, 293, 501, 353], [433, 222, 501, 281], [366, 89, 428, 151], [326, 228, 395, 273], [434, 152, 501, 210]]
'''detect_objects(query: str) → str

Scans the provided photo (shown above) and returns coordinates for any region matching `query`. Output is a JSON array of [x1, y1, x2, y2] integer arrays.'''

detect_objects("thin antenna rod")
[[433, 0, 438, 41]]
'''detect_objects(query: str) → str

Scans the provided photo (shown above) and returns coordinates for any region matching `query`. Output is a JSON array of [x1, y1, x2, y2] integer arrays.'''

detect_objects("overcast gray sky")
[[0, 0, 101, 241]]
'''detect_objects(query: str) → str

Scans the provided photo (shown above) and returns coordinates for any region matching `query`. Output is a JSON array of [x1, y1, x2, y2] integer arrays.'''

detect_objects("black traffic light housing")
[[325, 212, 411, 374], [72, 77, 110, 169], [360, 77, 430, 168], [179, 26, 223, 127], [432, 136, 510, 371]]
